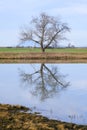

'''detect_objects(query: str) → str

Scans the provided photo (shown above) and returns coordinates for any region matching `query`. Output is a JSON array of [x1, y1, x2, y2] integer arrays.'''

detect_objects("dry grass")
[[0, 52, 87, 62], [0, 52, 87, 59]]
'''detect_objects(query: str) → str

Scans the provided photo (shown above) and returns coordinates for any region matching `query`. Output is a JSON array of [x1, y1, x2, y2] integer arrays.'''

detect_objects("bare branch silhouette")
[[19, 64, 70, 101], [19, 13, 70, 52]]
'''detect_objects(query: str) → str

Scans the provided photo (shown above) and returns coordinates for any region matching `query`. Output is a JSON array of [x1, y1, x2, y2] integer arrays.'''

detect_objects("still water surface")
[[0, 64, 87, 125]]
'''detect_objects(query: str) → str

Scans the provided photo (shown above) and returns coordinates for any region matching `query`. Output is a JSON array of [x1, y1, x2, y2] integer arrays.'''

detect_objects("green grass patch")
[[0, 47, 87, 53], [46, 48, 87, 53], [0, 47, 41, 53]]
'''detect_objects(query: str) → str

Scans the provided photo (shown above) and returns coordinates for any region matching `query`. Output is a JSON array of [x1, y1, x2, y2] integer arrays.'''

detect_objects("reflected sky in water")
[[0, 64, 87, 125]]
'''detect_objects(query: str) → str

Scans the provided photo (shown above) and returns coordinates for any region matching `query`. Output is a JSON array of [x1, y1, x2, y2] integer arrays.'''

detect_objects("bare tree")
[[20, 12, 70, 52]]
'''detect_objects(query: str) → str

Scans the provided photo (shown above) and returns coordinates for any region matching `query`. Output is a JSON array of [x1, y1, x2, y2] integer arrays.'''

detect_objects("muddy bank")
[[0, 104, 87, 130], [1, 59, 87, 63]]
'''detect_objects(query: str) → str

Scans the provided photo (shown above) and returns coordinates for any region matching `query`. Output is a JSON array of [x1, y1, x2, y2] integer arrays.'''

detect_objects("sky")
[[0, 0, 87, 47]]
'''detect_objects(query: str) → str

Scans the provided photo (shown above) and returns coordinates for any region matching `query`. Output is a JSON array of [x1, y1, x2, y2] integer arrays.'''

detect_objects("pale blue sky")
[[0, 0, 87, 47]]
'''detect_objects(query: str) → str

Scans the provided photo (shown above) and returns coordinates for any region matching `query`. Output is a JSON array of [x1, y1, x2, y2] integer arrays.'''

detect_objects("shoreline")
[[0, 104, 87, 130], [0, 52, 87, 63]]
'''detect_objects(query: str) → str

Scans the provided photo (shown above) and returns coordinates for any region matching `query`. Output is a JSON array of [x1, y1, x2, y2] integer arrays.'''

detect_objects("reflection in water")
[[68, 114, 85, 124], [1, 64, 87, 124], [19, 64, 70, 101]]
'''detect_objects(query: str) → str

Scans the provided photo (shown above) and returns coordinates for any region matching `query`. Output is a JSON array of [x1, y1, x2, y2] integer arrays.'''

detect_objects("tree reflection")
[[19, 64, 70, 101]]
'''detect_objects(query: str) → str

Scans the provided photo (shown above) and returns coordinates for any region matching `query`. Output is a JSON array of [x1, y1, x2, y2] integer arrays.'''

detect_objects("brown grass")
[[0, 52, 87, 63], [0, 52, 87, 59]]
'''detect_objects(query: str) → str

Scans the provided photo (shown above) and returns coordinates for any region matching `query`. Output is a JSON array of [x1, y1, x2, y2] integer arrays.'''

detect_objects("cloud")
[[48, 4, 87, 16], [67, 30, 87, 47], [0, 29, 18, 46]]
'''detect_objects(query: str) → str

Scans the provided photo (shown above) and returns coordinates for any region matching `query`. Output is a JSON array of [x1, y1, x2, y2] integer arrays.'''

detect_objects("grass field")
[[0, 47, 87, 53], [0, 47, 87, 63]]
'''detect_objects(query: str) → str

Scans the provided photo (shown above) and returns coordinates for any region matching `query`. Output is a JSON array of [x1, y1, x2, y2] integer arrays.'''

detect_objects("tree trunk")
[[41, 47, 45, 52]]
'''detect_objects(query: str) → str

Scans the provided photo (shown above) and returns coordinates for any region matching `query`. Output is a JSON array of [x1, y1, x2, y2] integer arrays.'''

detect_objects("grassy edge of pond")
[[0, 104, 87, 130], [0, 52, 87, 63], [0, 48, 87, 63]]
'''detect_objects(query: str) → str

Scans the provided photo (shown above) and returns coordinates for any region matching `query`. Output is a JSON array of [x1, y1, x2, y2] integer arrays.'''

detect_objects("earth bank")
[[0, 104, 87, 130]]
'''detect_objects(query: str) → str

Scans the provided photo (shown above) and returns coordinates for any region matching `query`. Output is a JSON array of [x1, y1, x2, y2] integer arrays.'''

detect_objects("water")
[[0, 63, 87, 125]]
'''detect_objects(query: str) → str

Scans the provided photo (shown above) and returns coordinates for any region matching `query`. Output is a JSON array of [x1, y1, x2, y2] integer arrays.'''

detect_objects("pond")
[[0, 63, 87, 125]]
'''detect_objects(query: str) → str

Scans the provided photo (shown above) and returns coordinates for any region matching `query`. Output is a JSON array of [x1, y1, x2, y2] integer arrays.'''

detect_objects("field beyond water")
[[0, 47, 87, 63], [0, 47, 87, 53]]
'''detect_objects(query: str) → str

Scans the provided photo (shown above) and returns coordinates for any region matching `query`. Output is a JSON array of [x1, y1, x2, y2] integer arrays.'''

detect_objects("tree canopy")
[[20, 13, 70, 52]]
